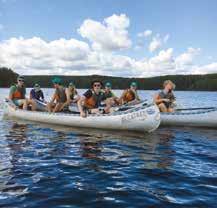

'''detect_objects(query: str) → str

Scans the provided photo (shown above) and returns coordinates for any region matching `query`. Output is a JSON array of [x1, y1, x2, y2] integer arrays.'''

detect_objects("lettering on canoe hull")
[[121, 110, 147, 123]]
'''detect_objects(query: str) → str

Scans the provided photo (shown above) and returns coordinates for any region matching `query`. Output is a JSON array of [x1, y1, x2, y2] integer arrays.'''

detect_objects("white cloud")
[[0, 36, 216, 77], [148, 34, 170, 52], [149, 37, 162, 52], [78, 14, 131, 51], [0, 13, 216, 77], [0, 37, 90, 75], [137, 30, 152, 38], [175, 47, 201, 66], [191, 62, 217, 74], [135, 48, 175, 77]]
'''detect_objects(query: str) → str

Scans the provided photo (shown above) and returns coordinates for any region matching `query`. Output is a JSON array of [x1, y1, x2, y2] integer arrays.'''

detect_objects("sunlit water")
[[0, 88, 217, 207]]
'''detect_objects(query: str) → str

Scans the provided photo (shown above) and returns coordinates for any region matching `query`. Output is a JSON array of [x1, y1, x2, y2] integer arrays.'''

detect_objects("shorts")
[[163, 101, 171, 109], [13, 99, 24, 106]]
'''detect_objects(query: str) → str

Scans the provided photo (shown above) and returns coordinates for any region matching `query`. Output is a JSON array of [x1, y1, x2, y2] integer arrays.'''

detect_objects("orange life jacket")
[[11, 86, 25, 99], [84, 96, 96, 109], [123, 89, 135, 103], [84, 90, 105, 109]]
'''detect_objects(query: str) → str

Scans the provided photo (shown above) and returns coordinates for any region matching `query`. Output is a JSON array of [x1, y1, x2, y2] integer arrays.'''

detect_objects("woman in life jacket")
[[77, 80, 111, 117], [103, 82, 120, 106], [154, 80, 176, 112], [119, 82, 141, 105], [8, 76, 36, 111], [59, 82, 80, 111], [47, 77, 67, 112]]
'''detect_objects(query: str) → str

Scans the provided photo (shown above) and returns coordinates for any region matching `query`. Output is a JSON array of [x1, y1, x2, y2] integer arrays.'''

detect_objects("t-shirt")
[[83, 89, 106, 108], [30, 89, 44, 101], [55, 87, 67, 103]]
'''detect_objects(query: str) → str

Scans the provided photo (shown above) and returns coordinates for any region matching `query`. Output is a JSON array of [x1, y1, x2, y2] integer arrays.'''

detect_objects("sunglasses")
[[93, 84, 101, 87], [18, 80, 24, 82]]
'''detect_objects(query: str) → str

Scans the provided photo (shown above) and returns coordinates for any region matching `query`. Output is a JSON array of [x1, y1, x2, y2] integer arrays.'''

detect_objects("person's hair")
[[91, 80, 103, 88], [163, 80, 176, 89]]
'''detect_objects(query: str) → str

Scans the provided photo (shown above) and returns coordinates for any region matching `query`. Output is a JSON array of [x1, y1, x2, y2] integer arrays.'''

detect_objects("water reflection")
[[0, 122, 29, 200], [0, 117, 216, 207]]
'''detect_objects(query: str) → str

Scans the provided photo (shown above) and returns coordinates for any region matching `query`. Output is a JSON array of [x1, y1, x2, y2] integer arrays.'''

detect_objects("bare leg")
[[23, 99, 28, 110], [90, 108, 100, 114], [28, 99, 36, 111], [77, 99, 86, 117], [47, 102, 53, 112], [53, 103, 64, 112], [168, 107, 174, 113], [158, 103, 168, 112]]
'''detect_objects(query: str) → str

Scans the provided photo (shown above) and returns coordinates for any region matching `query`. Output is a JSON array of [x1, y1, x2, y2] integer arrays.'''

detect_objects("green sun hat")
[[69, 82, 75, 87], [52, 77, 62, 85], [130, 82, 137, 87], [105, 82, 112, 88]]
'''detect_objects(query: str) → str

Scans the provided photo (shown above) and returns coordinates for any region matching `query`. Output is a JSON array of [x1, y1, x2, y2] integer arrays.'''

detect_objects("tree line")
[[0, 67, 217, 91]]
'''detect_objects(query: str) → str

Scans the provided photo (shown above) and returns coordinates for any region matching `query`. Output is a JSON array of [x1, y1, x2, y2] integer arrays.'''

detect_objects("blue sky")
[[0, 0, 217, 76]]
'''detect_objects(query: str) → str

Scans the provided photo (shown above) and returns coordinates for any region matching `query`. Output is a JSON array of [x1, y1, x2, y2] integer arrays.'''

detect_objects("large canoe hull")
[[4, 103, 161, 133], [161, 108, 217, 128]]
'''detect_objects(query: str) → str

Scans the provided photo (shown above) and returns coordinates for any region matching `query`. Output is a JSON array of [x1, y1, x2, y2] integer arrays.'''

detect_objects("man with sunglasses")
[[8, 76, 36, 110], [77, 80, 111, 117]]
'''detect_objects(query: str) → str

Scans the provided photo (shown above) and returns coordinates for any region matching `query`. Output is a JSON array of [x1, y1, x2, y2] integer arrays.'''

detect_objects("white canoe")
[[3, 102, 161, 133], [161, 108, 217, 128]]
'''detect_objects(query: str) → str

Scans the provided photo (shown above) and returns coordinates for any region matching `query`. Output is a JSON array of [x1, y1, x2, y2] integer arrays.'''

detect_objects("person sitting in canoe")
[[103, 82, 120, 106], [77, 80, 111, 117], [8, 76, 36, 110], [59, 82, 80, 111], [47, 77, 67, 113], [118, 82, 141, 105], [104, 82, 115, 99], [154, 80, 176, 112], [30, 83, 45, 102]]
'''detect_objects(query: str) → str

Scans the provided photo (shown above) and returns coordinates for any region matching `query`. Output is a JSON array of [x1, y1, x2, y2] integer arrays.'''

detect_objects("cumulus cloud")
[[0, 36, 216, 77], [134, 48, 175, 77], [191, 62, 217, 74], [149, 37, 162, 52], [0, 37, 90, 74], [0, 13, 216, 77], [148, 34, 170, 52], [137, 30, 152, 38], [175, 47, 201, 66], [78, 14, 131, 51]]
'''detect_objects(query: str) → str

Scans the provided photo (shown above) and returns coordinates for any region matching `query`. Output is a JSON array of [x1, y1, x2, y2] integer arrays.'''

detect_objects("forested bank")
[[0, 67, 217, 91]]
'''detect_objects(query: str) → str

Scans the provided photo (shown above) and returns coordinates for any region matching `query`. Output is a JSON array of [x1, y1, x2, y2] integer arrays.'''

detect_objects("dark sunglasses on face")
[[94, 84, 101, 87]]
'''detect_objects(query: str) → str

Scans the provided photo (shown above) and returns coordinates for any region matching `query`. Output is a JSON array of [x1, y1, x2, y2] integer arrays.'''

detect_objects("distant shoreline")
[[1, 67, 217, 91]]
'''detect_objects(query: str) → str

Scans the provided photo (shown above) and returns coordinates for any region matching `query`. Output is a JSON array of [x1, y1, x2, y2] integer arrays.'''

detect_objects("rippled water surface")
[[0, 88, 217, 207]]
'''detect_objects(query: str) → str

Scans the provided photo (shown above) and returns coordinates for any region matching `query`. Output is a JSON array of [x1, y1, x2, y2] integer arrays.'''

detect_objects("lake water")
[[0, 88, 217, 207]]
